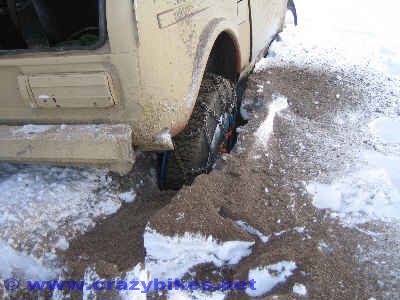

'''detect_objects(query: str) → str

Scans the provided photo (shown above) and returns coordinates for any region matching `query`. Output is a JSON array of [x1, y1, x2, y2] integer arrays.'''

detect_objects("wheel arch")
[[171, 19, 242, 136], [206, 30, 242, 82]]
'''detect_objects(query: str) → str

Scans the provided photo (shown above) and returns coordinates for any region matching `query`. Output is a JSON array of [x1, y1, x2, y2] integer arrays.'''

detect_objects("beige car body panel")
[[0, 0, 288, 172]]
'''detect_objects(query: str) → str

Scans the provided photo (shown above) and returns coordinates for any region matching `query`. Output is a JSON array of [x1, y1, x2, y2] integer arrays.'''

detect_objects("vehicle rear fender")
[[171, 19, 242, 136]]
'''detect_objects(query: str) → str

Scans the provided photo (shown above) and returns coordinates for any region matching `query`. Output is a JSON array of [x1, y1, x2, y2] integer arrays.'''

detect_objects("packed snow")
[[144, 227, 254, 280], [246, 261, 297, 297]]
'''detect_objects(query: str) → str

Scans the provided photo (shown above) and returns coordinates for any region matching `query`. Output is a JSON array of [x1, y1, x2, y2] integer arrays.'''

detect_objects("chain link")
[[173, 76, 238, 179]]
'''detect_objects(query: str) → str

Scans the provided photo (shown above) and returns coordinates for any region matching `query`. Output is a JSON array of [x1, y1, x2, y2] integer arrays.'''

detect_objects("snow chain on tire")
[[160, 73, 238, 190]]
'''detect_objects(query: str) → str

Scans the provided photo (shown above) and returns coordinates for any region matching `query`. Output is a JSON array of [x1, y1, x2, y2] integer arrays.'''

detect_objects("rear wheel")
[[159, 73, 238, 190]]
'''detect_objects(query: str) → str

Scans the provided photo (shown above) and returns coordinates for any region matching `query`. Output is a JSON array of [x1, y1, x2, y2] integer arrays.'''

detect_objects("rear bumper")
[[0, 124, 135, 173]]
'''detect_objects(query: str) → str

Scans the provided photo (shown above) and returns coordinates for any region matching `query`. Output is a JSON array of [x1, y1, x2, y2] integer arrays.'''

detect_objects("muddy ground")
[[21, 62, 393, 300]]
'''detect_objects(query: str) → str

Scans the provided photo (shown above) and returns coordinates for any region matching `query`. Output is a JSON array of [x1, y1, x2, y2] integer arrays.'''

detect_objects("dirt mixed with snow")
[[1, 0, 400, 299]]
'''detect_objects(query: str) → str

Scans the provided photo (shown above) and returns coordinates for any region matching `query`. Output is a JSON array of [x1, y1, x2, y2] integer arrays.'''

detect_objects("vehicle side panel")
[[250, 0, 287, 59], [0, 0, 287, 150]]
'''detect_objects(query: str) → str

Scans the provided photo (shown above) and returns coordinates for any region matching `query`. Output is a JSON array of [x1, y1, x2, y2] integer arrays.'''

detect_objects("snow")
[[0, 241, 57, 281], [51, 264, 148, 300], [14, 124, 53, 135], [167, 290, 226, 300], [82, 267, 102, 300], [143, 226, 254, 280], [168, 290, 190, 300], [176, 212, 185, 221], [246, 261, 297, 297], [154, 129, 173, 148], [0, 0, 399, 296], [255, 0, 400, 79], [211, 115, 225, 150], [0, 164, 122, 280], [38, 95, 50, 100], [119, 264, 148, 300], [69, 228, 254, 299], [240, 99, 253, 121], [54, 237, 69, 251], [318, 241, 333, 254], [268, 0, 400, 227], [307, 118, 400, 225], [119, 190, 137, 203], [307, 161, 400, 225], [255, 94, 288, 147], [369, 118, 400, 144], [54, 261, 228, 300], [235, 220, 270, 243], [292, 283, 307, 296]]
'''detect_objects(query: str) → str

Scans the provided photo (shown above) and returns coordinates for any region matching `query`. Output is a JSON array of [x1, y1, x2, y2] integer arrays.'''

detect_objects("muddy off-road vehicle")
[[0, 0, 289, 189]]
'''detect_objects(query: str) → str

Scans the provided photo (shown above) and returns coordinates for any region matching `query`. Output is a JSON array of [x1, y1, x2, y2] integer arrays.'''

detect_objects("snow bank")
[[246, 261, 297, 297], [143, 227, 254, 280]]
